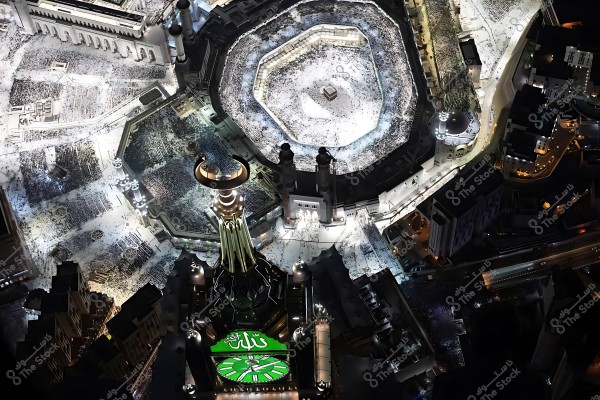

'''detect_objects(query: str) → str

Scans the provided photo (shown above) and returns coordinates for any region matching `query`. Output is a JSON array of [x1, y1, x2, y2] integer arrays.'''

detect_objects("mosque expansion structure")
[[219, 0, 419, 174], [4, 0, 592, 399]]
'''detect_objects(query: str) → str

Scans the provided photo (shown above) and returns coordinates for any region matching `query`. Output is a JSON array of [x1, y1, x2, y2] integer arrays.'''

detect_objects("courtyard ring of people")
[[219, 0, 418, 174]]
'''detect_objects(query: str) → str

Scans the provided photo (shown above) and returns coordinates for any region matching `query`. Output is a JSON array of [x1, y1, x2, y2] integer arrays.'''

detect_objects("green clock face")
[[217, 355, 290, 384]]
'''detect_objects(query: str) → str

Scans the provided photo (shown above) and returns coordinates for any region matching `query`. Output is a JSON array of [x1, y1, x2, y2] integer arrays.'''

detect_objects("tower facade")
[[195, 155, 255, 274], [279, 143, 297, 223], [316, 147, 332, 194], [316, 147, 334, 223], [213, 189, 256, 273], [176, 154, 327, 399], [437, 111, 449, 137]]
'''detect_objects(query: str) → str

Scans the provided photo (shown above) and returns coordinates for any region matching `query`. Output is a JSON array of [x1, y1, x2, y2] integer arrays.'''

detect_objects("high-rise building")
[[0, 187, 33, 293], [500, 85, 556, 177], [149, 154, 328, 399], [530, 269, 600, 399], [428, 162, 504, 259], [66, 283, 161, 400], [16, 262, 115, 389], [106, 283, 162, 367]]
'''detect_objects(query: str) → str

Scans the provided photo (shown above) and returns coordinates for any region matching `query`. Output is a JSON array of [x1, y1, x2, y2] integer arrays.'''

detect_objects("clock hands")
[[219, 355, 288, 383], [237, 367, 254, 382], [237, 360, 283, 382], [252, 360, 282, 372]]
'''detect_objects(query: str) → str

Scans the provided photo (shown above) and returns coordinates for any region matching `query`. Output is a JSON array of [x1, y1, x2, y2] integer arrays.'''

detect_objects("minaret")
[[169, 24, 186, 63], [169, 23, 189, 89], [437, 111, 449, 138], [112, 158, 130, 190], [314, 303, 332, 393], [433, 112, 449, 166], [279, 143, 297, 223], [176, 0, 194, 40], [316, 147, 334, 223], [130, 180, 148, 218], [194, 155, 255, 273]]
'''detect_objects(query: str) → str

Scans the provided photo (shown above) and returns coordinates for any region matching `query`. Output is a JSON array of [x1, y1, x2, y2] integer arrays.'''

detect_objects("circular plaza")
[[219, 0, 418, 173], [253, 24, 382, 148]]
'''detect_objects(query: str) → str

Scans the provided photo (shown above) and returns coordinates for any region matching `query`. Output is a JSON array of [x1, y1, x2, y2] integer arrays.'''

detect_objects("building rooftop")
[[385, 224, 404, 242], [27, 0, 145, 22], [159, 250, 213, 334], [433, 160, 504, 217], [51, 261, 85, 294], [533, 26, 582, 81], [107, 283, 161, 340], [41, 292, 70, 314], [504, 127, 539, 161], [307, 246, 372, 337], [509, 85, 555, 137], [459, 38, 482, 67], [148, 332, 188, 400], [25, 288, 47, 311], [70, 335, 122, 377], [554, 0, 600, 51], [25, 316, 58, 340]]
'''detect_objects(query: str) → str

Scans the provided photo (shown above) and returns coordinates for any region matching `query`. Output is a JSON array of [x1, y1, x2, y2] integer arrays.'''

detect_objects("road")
[[482, 242, 600, 289], [409, 230, 600, 288], [374, 3, 541, 231]]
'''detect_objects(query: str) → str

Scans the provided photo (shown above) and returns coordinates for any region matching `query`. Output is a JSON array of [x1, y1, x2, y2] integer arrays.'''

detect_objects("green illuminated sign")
[[217, 355, 289, 383], [211, 331, 288, 354]]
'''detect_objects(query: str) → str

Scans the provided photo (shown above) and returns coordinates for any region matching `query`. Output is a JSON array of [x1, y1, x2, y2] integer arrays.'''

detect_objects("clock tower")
[[185, 154, 331, 399]]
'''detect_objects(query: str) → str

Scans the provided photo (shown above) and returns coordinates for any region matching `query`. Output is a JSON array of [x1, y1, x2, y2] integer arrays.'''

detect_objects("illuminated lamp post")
[[437, 111, 449, 139], [130, 180, 148, 217], [112, 158, 131, 190]]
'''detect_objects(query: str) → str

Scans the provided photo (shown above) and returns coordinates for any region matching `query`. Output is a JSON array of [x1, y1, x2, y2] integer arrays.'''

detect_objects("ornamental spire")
[[194, 155, 256, 273]]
